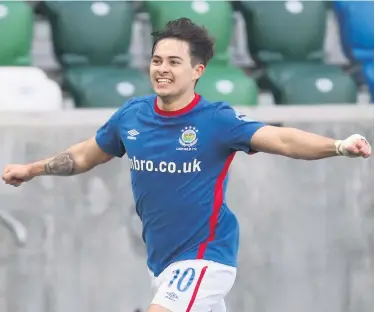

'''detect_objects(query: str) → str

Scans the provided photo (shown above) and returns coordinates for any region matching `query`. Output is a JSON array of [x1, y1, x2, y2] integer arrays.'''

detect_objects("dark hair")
[[151, 17, 215, 67]]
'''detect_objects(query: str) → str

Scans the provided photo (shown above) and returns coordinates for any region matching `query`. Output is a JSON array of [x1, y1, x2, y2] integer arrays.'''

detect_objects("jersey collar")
[[154, 93, 201, 117]]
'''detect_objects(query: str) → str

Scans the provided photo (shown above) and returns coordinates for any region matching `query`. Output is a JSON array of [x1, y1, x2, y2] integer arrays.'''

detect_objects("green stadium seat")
[[236, 0, 357, 104], [195, 65, 258, 106], [0, 1, 33, 66], [41, 1, 134, 67], [267, 63, 358, 104], [236, 0, 326, 63], [144, 1, 233, 65], [65, 67, 153, 108]]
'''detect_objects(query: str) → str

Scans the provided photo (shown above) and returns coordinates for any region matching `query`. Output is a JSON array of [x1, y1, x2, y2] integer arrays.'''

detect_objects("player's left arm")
[[250, 125, 371, 160], [214, 103, 371, 160]]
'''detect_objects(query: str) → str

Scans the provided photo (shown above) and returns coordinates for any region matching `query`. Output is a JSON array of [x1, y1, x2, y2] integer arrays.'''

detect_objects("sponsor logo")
[[128, 156, 201, 174]]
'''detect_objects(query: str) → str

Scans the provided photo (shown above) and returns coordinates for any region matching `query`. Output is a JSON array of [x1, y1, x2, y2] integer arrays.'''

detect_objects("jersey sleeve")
[[214, 103, 266, 154], [95, 108, 126, 158]]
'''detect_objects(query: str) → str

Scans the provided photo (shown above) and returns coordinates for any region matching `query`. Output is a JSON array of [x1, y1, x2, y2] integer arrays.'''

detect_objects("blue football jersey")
[[96, 93, 265, 277]]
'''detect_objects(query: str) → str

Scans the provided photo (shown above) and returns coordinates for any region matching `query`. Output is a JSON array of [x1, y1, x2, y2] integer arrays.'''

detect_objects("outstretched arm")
[[3, 105, 126, 187], [30, 136, 114, 177], [2, 137, 116, 187], [250, 126, 371, 160]]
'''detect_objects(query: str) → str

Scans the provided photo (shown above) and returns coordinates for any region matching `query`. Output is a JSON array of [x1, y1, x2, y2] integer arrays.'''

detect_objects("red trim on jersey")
[[197, 152, 236, 259], [154, 93, 201, 117], [186, 266, 208, 312]]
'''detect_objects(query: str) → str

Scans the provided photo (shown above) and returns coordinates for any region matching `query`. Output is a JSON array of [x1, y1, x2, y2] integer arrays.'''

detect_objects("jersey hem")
[[148, 254, 237, 277]]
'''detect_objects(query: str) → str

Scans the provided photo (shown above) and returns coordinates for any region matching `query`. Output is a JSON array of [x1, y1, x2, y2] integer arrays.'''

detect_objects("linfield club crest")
[[178, 126, 198, 149]]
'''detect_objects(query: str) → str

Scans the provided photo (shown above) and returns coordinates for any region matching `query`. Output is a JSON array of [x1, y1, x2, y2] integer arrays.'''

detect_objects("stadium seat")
[[144, 1, 233, 65], [195, 65, 258, 106], [236, 0, 358, 104], [0, 67, 47, 81], [65, 67, 153, 108], [0, 1, 33, 66], [333, 1, 374, 63], [41, 1, 135, 67], [236, 1, 326, 63], [267, 63, 357, 104], [0, 67, 63, 111], [362, 62, 374, 103]]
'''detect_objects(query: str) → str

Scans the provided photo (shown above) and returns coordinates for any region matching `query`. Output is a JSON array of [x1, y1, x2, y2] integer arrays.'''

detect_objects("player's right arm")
[[2, 137, 114, 186], [2, 106, 126, 187]]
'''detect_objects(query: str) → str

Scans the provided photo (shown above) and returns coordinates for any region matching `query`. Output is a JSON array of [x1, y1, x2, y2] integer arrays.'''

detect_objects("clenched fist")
[[2, 164, 33, 187], [335, 134, 372, 158]]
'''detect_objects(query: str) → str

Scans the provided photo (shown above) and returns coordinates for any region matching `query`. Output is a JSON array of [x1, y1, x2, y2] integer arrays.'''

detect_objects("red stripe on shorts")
[[186, 266, 208, 312]]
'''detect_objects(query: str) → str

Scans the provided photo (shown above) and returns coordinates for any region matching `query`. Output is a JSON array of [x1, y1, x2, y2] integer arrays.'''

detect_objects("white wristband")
[[334, 134, 369, 157]]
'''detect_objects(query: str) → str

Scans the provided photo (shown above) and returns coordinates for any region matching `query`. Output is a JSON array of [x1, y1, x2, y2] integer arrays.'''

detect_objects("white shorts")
[[149, 259, 237, 312]]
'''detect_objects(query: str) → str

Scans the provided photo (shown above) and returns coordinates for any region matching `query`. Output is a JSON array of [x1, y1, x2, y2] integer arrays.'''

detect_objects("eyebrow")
[[152, 55, 184, 61]]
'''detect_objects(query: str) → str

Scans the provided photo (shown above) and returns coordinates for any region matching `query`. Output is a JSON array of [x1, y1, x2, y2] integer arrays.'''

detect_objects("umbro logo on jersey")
[[127, 129, 139, 140]]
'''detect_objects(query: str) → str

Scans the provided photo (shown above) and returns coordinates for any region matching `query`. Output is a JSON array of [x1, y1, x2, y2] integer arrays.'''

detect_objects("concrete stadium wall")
[[0, 106, 373, 312]]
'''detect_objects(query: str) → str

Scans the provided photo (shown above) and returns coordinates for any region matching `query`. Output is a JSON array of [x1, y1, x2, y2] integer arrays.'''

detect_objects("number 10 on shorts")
[[168, 268, 196, 292]]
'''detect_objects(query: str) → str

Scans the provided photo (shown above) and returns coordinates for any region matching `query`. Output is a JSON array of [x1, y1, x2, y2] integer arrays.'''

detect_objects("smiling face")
[[150, 38, 204, 102]]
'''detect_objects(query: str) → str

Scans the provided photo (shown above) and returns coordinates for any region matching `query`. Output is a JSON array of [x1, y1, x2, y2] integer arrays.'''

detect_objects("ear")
[[192, 64, 205, 81]]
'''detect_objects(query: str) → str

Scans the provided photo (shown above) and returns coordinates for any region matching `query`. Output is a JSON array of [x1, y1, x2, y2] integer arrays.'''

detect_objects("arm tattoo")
[[44, 152, 75, 176]]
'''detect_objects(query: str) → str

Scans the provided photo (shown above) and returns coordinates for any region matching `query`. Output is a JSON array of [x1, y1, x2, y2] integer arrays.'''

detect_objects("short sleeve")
[[95, 108, 126, 158], [214, 103, 266, 154]]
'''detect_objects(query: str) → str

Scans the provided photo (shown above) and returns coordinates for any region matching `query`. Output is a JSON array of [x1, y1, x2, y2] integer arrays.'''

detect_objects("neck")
[[157, 91, 196, 112]]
